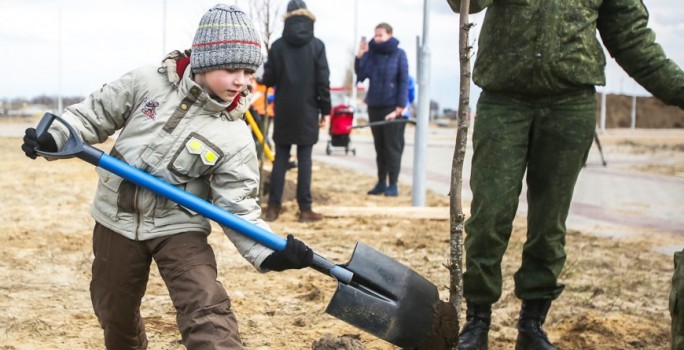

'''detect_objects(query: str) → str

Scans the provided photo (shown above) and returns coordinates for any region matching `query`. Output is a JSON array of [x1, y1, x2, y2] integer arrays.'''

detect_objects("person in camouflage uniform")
[[672, 249, 684, 350], [447, 1, 684, 349]]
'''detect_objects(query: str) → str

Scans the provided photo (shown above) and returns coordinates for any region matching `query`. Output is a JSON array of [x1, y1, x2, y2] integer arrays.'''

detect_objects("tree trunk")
[[449, 0, 473, 337]]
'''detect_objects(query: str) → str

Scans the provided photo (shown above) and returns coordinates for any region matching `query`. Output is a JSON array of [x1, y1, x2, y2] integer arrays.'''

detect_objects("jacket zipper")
[[133, 185, 141, 240]]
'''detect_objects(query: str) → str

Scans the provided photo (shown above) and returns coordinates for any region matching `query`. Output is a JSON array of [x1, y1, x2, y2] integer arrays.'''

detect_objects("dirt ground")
[[0, 122, 682, 349]]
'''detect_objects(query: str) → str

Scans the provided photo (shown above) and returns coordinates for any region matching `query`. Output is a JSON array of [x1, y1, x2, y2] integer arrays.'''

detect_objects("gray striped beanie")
[[191, 4, 264, 73]]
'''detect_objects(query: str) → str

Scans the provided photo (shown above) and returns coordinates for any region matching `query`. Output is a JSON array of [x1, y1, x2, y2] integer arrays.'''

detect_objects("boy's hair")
[[191, 4, 264, 73], [375, 23, 393, 35]]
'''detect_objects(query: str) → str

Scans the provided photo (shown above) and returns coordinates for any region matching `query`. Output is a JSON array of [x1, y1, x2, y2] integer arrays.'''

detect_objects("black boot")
[[458, 303, 491, 350], [515, 299, 557, 350]]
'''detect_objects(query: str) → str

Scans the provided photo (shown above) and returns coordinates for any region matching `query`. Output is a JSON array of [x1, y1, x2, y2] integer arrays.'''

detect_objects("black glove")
[[21, 128, 57, 159], [261, 234, 314, 271]]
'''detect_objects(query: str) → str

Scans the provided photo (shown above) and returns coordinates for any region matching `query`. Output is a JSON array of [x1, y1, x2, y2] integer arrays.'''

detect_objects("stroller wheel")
[[345, 147, 349, 155], [326, 143, 332, 155], [352, 148, 356, 156]]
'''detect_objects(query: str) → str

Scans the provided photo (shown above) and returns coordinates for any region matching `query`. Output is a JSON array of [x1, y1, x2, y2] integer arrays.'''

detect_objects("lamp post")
[[412, 0, 431, 207]]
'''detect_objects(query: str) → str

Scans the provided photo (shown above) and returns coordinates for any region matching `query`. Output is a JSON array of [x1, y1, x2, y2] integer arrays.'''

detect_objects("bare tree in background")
[[247, 0, 285, 51], [337, 48, 357, 106], [449, 0, 474, 338], [246, 0, 285, 195], [343, 49, 355, 93]]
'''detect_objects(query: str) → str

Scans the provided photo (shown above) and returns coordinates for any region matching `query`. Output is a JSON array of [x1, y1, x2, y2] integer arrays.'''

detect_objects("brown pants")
[[90, 223, 243, 350]]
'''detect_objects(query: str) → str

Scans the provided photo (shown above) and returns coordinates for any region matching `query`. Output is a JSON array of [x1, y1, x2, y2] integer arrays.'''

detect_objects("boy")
[[21, 5, 313, 349]]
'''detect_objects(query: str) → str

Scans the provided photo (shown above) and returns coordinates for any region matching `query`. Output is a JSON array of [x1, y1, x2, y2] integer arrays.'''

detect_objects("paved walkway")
[[314, 126, 684, 255]]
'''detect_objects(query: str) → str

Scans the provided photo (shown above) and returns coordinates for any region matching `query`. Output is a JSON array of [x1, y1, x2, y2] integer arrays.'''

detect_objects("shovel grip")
[[34, 112, 103, 165], [35, 112, 57, 137]]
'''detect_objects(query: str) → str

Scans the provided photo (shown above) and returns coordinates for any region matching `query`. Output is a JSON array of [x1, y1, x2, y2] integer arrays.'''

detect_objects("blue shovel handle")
[[35, 113, 352, 284]]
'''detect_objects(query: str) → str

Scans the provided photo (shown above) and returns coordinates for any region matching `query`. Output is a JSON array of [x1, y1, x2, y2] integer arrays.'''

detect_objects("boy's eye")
[[225, 68, 255, 76]]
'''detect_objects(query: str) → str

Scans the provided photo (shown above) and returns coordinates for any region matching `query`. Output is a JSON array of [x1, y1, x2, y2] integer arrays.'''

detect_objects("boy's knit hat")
[[191, 4, 263, 73]]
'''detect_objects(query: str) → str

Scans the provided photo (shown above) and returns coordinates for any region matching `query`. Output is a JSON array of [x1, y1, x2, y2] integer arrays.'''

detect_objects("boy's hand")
[[21, 128, 57, 159], [261, 234, 314, 271]]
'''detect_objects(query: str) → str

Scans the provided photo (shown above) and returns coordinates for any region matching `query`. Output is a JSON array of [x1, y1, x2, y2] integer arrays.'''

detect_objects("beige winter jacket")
[[49, 62, 273, 270]]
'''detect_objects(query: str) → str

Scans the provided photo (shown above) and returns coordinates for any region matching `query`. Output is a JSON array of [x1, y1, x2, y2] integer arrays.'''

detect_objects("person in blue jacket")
[[355, 22, 409, 197]]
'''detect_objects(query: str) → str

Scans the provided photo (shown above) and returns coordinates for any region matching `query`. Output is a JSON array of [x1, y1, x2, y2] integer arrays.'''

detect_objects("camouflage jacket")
[[448, 0, 684, 107]]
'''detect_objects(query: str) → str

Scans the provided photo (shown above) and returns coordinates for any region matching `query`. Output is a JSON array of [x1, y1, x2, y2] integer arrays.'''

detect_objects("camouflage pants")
[[672, 249, 684, 350], [463, 89, 596, 305]]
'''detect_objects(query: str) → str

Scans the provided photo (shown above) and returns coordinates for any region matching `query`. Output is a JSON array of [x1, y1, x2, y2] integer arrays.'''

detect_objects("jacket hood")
[[369, 37, 400, 55], [282, 15, 314, 47]]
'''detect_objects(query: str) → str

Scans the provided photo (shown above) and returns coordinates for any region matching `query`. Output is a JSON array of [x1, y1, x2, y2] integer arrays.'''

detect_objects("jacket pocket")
[[94, 167, 124, 221], [168, 133, 223, 179], [153, 202, 209, 230], [554, 5, 605, 86], [154, 178, 210, 216]]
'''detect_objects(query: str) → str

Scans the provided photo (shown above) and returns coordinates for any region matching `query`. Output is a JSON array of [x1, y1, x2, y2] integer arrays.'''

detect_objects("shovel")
[[33, 113, 440, 348], [349, 118, 417, 130]]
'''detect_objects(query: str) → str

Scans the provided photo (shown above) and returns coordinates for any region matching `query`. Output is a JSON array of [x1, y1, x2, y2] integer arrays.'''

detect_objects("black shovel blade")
[[325, 242, 439, 348]]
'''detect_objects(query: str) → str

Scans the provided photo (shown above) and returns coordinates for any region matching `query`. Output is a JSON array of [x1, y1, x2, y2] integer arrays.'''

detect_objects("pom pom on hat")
[[191, 4, 264, 73]]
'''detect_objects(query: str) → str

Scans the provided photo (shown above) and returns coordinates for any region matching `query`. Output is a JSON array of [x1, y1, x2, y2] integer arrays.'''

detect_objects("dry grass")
[[0, 131, 679, 349]]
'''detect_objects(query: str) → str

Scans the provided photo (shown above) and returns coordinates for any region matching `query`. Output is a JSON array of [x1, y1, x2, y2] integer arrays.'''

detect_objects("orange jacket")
[[251, 84, 274, 117]]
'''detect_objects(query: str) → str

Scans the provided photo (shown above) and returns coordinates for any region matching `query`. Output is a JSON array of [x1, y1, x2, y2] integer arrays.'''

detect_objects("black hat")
[[287, 0, 307, 12]]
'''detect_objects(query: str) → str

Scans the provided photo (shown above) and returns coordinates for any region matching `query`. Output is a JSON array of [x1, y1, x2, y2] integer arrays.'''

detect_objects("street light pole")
[[600, 89, 606, 132], [412, 0, 431, 207], [350, 0, 358, 110], [162, 0, 167, 56], [57, 7, 63, 116], [631, 94, 637, 129]]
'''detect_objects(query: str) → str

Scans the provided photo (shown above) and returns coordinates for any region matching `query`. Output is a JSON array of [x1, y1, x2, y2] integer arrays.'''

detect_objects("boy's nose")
[[234, 72, 246, 86]]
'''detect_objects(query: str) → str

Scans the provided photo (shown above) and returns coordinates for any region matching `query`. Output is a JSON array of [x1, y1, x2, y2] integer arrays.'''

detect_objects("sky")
[[1, 0, 683, 111]]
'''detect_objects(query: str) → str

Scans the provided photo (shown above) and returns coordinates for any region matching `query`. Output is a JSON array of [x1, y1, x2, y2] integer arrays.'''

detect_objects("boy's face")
[[197, 69, 254, 103]]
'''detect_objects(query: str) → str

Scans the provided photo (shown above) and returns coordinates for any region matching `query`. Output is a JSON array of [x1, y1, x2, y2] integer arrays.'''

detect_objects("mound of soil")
[[598, 93, 684, 128]]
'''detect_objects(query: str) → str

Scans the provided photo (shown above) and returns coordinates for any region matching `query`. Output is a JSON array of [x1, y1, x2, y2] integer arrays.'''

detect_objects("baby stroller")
[[326, 104, 356, 156]]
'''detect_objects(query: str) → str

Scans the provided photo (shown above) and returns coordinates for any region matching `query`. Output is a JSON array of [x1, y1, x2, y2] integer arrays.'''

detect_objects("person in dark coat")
[[261, 0, 331, 222], [355, 22, 409, 197]]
